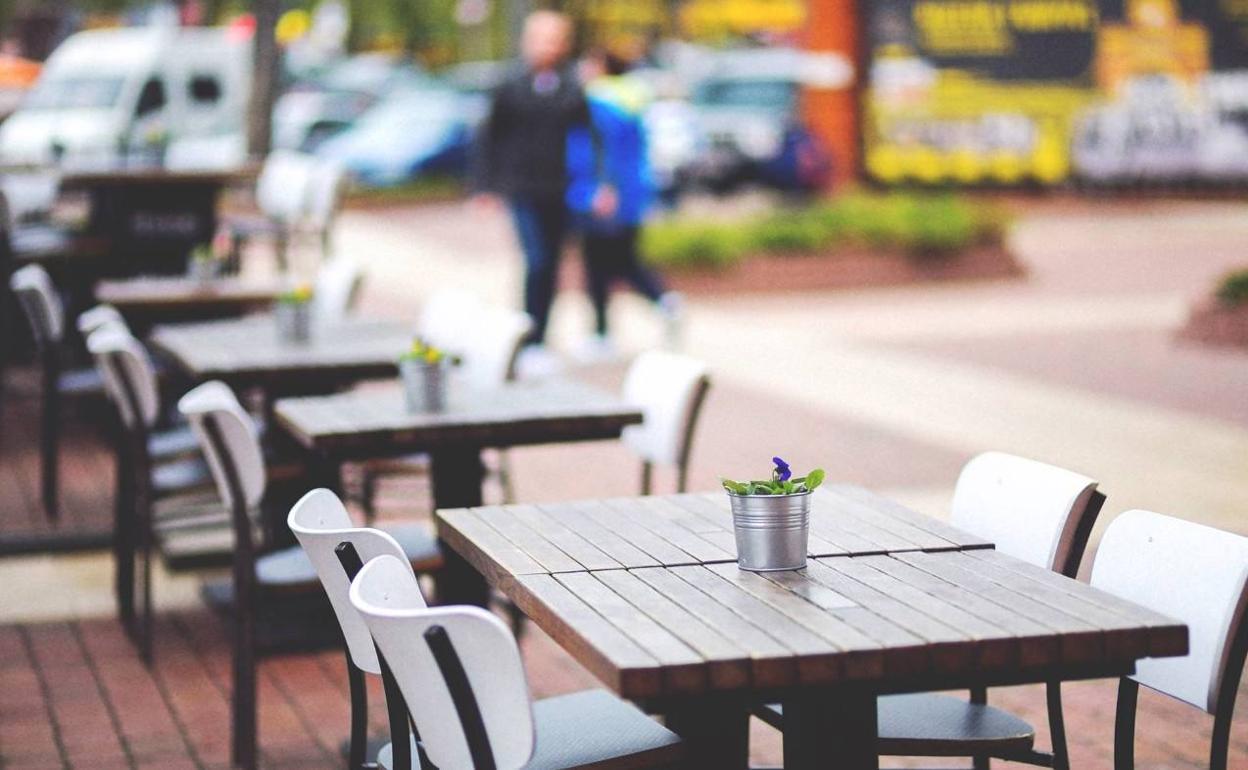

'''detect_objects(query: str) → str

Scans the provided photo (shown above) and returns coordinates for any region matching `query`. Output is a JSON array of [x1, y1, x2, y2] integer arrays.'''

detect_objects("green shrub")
[[1216, 269, 1248, 306], [639, 190, 1008, 270], [641, 220, 750, 270], [747, 210, 831, 254]]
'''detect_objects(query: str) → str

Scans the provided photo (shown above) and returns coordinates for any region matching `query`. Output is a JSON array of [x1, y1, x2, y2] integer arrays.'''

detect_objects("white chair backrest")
[[177, 381, 266, 511], [9, 263, 62, 345], [287, 489, 417, 674], [304, 159, 345, 231], [621, 350, 710, 467], [313, 256, 364, 322], [950, 452, 1100, 572], [418, 289, 482, 351], [86, 327, 160, 430], [350, 555, 535, 770], [77, 304, 128, 337], [456, 305, 533, 388], [255, 150, 316, 223], [1091, 510, 1248, 713]]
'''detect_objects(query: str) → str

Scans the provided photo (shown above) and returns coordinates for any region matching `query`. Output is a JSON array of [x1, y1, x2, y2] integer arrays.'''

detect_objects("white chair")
[[224, 150, 317, 272], [164, 134, 247, 171], [288, 488, 440, 770], [755, 451, 1105, 769], [1091, 510, 1248, 770], [620, 350, 711, 494], [9, 263, 105, 520], [358, 296, 533, 519], [181, 383, 445, 770], [350, 554, 685, 770], [304, 159, 346, 260], [77, 303, 127, 337], [313, 255, 365, 323]]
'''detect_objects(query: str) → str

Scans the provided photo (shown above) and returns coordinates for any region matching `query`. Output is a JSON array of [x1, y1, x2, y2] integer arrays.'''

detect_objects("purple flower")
[[772, 456, 791, 482]]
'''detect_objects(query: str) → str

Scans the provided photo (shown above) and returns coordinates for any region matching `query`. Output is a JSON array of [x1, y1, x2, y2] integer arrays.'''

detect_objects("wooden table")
[[95, 276, 283, 326], [149, 315, 412, 392], [435, 487, 1189, 770], [274, 379, 644, 603]]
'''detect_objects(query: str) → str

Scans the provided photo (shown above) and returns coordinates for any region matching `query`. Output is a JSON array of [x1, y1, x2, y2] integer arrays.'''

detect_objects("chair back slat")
[[77, 304, 128, 337], [621, 350, 710, 468], [9, 264, 62, 346], [1091, 509, 1248, 713], [951, 452, 1100, 573], [313, 256, 364, 323], [419, 289, 482, 351], [304, 160, 345, 231], [177, 381, 266, 512], [86, 327, 160, 430], [287, 489, 417, 674], [350, 555, 536, 770], [256, 150, 317, 223]]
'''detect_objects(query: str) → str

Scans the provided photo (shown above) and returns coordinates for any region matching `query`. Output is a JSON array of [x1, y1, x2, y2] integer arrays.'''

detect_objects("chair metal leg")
[[360, 467, 378, 526], [232, 547, 258, 770], [40, 354, 59, 522], [345, 654, 369, 770], [676, 460, 688, 494], [1114, 678, 1138, 770], [641, 461, 653, 495], [497, 450, 516, 504], [1046, 681, 1070, 770]]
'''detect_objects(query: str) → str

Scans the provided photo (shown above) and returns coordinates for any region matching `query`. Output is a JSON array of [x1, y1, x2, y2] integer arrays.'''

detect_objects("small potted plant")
[[721, 457, 825, 572], [188, 244, 221, 282], [399, 337, 457, 413], [275, 284, 314, 343]]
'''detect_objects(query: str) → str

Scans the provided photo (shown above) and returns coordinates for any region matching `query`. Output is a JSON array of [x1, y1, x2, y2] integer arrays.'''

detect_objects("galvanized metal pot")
[[400, 358, 447, 413], [729, 491, 810, 571], [275, 301, 311, 343]]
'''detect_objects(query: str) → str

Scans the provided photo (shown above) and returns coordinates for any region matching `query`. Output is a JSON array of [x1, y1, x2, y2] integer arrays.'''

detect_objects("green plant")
[[722, 457, 825, 496], [278, 284, 313, 304], [1216, 269, 1248, 307], [641, 220, 751, 270], [907, 195, 978, 255], [747, 210, 830, 254], [399, 336, 457, 365]]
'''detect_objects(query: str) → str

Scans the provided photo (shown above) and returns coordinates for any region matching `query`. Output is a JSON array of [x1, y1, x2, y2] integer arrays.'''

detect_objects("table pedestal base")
[[431, 447, 490, 607], [784, 691, 879, 770]]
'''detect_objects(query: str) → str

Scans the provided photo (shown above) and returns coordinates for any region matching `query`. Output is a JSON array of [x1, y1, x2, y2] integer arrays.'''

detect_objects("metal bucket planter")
[[729, 491, 810, 571], [188, 257, 218, 283], [275, 301, 312, 343], [400, 358, 447, 413]]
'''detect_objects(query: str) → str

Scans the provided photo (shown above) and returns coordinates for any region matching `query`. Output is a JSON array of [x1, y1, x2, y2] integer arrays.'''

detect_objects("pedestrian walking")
[[470, 10, 612, 376], [567, 48, 682, 360]]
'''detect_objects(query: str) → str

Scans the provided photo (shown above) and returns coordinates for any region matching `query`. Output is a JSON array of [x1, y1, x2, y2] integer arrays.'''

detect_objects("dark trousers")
[[509, 195, 569, 344], [583, 225, 665, 335]]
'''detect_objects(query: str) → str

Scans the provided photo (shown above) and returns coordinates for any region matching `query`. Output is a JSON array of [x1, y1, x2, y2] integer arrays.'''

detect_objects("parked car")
[[272, 53, 434, 152], [685, 48, 833, 193], [0, 26, 250, 166], [314, 84, 475, 187]]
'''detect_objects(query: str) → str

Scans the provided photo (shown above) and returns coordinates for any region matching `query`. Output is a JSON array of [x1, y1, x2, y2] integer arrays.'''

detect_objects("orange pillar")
[[802, 0, 860, 187]]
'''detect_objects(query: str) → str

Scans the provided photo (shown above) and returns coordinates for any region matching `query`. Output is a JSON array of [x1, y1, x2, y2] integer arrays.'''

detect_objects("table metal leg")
[[430, 446, 489, 607], [665, 699, 749, 770], [783, 690, 878, 770]]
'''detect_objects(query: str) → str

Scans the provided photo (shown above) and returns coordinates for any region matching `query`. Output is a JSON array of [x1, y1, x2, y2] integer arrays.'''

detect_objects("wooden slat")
[[537, 502, 661, 569], [499, 504, 622, 571], [817, 487, 962, 551], [471, 506, 584, 574], [434, 508, 547, 580], [964, 549, 1188, 657], [894, 551, 1106, 664], [630, 567, 799, 689], [511, 574, 662, 698], [554, 572, 707, 694], [826, 484, 995, 550], [564, 498, 700, 566], [597, 497, 735, 564], [595, 570, 752, 690]]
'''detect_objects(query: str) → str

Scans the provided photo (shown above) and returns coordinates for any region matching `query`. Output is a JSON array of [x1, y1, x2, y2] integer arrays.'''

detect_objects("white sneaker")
[[573, 334, 619, 365], [658, 292, 685, 350], [515, 344, 564, 380]]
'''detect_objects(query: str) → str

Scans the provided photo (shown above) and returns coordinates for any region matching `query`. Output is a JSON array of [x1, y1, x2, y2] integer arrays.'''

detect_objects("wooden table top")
[[435, 491, 1188, 700], [96, 276, 284, 310], [60, 166, 254, 187], [149, 315, 411, 386], [274, 379, 643, 456]]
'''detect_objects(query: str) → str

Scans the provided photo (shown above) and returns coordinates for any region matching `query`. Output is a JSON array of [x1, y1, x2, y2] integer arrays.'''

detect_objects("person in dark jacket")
[[471, 10, 612, 372]]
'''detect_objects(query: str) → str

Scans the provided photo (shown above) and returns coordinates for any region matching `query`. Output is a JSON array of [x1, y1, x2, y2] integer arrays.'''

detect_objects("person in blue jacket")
[[566, 49, 681, 357]]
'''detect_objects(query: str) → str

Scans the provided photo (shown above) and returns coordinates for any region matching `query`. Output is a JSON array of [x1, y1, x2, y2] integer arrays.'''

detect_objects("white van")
[[0, 25, 251, 166]]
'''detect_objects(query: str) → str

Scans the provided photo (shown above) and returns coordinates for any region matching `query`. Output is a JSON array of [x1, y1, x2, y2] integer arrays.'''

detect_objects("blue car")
[[314, 85, 480, 187]]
